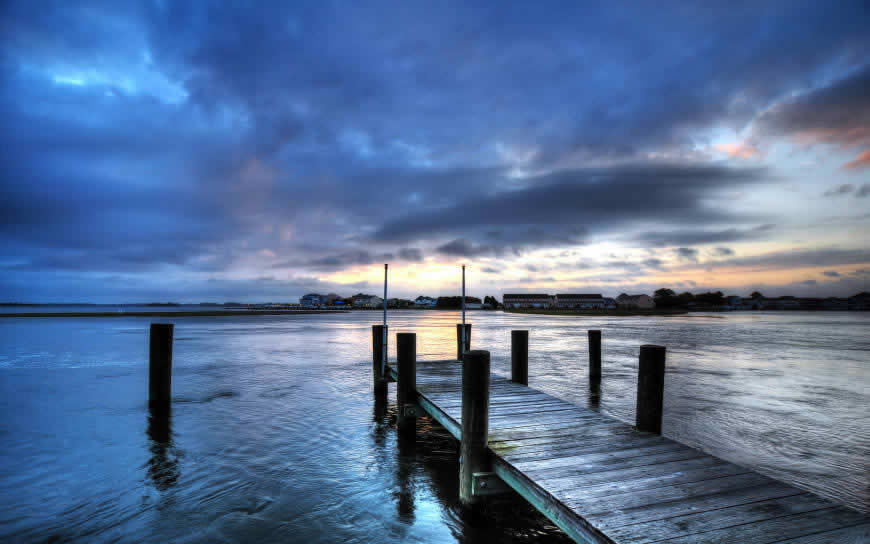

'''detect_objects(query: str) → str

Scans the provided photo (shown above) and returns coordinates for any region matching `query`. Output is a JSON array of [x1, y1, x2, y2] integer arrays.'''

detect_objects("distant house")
[[353, 295, 383, 308], [616, 294, 655, 309], [300, 293, 324, 307], [849, 292, 869, 310], [743, 297, 765, 310], [723, 295, 745, 310], [414, 296, 437, 308], [324, 293, 341, 305], [503, 294, 553, 309], [767, 296, 800, 310], [465, 302, 483, 310], [555, 294, 611, 309]]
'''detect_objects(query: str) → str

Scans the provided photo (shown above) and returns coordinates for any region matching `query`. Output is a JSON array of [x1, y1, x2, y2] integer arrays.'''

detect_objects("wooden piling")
[[149, 323, 174, 408], [456, 323, 471, 361], [588, 330, 601, 383], [511, 330, 529, 385], [397, 333, 417, 439], [459, 349, 490, 506], [636, 344, 666, 434], [372, 325, 388, 397]]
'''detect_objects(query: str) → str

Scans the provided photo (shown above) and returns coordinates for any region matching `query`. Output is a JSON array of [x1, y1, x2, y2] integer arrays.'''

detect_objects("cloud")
[[823, 270, 840, 277], [754, 65, 870, 167], [713, 247, 735, 257], [844, 150, 870, 170], [435, 238, 496, 257], [636, 224, 774, 247], [375, 163, 768, 250], [716, 248, 870, 269], [1, 1, 868, 301], [858, 184, 870, 197], [675, 247, 699, 262], [800, 279, 818, 286], [823, 184, 856, 197], [715, 142, 762, 159]]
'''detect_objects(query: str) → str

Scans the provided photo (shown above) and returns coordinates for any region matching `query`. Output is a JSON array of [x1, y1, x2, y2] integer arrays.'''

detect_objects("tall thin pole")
[[461, 264, 466, 354], [382, 263, 388, 376]]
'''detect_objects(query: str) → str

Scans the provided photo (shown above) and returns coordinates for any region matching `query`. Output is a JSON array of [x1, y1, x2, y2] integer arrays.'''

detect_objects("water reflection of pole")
[[396, 425, 416, 522], [146, 406, 180, 491]]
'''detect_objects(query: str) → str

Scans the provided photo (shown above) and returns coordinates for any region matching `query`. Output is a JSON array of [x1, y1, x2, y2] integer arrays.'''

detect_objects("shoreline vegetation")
[[505, 307, 688, 316]]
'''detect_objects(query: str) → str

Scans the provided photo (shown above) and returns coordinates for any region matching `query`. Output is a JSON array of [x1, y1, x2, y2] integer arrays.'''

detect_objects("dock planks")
[[387, 359, 868, 544]]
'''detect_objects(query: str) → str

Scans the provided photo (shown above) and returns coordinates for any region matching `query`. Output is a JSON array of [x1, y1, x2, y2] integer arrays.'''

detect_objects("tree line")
[[654, 289, 764, 308]]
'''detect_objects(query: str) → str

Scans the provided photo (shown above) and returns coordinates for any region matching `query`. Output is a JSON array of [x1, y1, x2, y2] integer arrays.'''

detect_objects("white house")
[[554, 294, 612, 309], [503, 294, 553, 308]]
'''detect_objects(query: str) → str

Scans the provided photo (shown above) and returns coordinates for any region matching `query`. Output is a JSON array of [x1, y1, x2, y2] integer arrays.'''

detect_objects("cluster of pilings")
[[372, 324, 667, 507]]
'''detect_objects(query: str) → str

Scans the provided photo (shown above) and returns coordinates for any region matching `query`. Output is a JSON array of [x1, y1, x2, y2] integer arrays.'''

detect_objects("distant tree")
[[435, 296, 482, 309], [654, 288, 679, 307], [750, 291, 763, 299], [483, 295, 500, 308], [696, 291, 726, 306], [676, 292, 695, 307], [654, 288, 676, 299]]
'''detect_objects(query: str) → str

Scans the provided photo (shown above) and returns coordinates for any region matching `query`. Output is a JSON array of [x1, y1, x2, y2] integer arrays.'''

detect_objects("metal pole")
[[461, 264, 466, 356], [382, 263, 388, 376]]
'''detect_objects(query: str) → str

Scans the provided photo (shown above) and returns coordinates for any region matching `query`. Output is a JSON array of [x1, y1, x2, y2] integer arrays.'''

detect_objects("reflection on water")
[[0, 310, 867, 543], [146, 407, 181, 491]]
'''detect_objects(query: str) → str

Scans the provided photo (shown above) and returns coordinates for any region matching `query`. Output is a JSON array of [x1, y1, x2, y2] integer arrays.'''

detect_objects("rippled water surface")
[[0, 310, 868, 542]]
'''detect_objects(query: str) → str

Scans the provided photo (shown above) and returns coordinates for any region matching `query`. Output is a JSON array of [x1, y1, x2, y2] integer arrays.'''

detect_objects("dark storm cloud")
[[636, 224, 775, 247], [1, 1, 868, 300], [823, 184, 856, 197], [375, 163, 768, 248], [716, 248, 870, 270], [294, 247, 423, 270], [675, 248, 699, 262], [713, 247, 735, 257], [754, 65, 870, 149]]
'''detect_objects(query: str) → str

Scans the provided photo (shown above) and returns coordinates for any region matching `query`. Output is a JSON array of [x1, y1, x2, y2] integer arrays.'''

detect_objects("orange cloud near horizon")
[[715, 142, 762, 159], [844, 149, 870, 170]]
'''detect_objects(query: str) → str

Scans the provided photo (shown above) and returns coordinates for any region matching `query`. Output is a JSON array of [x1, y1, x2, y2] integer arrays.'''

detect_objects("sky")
[[1, 1, 869, 303]]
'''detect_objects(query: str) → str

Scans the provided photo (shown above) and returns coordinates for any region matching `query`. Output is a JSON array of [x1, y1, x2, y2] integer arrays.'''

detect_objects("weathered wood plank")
[[605, 493, 837, 544], [777, 523, 870, 544], [566, 472, 774, 513], [536, 455, 727, 494], [654, 507, 868, 544], [590, 483, 805, 529]]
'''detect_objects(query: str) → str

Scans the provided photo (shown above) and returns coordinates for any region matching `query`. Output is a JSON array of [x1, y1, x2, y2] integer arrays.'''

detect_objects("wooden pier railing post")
[[396, 332, 417, 439], [456, 323, 471, 361], [588, 330, 601, 383], [372, 325, 388, 397], [636, 344, 666, 433], [149, 323, 174, 409], [460, 349, 490, 506], [511, 330, 529, 385]]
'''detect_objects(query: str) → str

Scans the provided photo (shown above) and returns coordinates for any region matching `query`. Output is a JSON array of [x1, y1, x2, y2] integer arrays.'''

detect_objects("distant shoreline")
[[505, 308, 688, 316], [0, 309, 349, 318]]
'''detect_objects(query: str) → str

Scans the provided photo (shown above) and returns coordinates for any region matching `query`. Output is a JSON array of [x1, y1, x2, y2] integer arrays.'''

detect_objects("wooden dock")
[[379, 341, 868, 543]]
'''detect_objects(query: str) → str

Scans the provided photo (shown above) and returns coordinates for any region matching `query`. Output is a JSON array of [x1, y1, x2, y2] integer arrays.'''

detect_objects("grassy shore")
[[505, 308, 687, 316], [0, 309, 349, 318]]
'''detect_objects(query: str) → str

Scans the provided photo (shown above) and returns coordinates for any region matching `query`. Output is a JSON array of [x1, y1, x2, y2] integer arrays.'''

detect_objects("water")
[[0, 311, 867, 542]]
